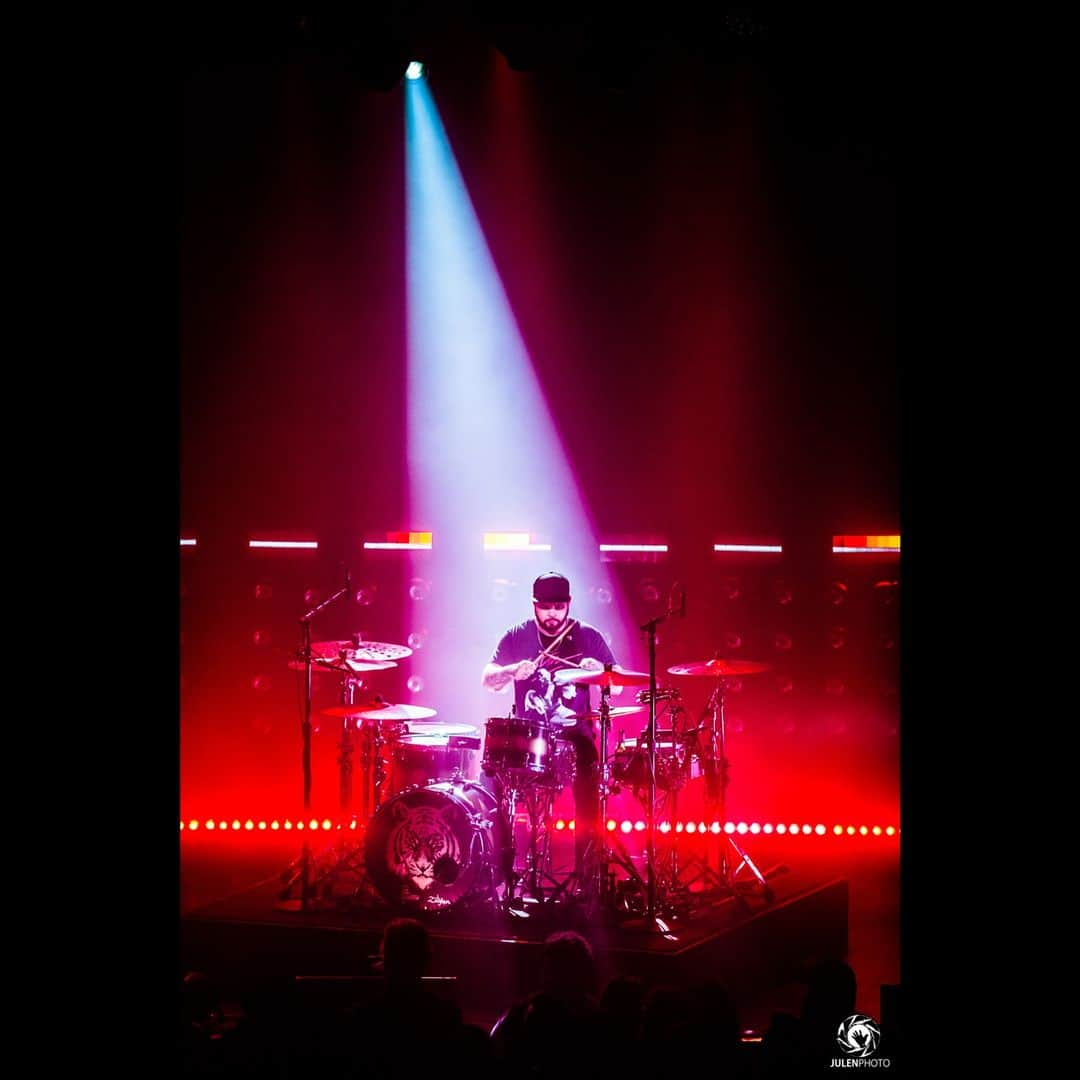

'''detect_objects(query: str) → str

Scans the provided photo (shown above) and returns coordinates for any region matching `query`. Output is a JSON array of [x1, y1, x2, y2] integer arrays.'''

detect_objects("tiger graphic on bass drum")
[[364, 781, 504, 911]]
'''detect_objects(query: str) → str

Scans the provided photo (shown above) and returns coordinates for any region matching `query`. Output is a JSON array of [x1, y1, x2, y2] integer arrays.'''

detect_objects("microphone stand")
[[276, 572, 352, 913]]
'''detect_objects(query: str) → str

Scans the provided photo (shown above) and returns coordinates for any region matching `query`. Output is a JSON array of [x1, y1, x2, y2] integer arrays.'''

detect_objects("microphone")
[[345, 566, 352, 595], [680, 587, 687, 619]]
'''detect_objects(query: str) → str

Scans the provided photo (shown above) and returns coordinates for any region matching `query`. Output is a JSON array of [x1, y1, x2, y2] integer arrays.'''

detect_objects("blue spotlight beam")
[[405, 78, 635, 723]]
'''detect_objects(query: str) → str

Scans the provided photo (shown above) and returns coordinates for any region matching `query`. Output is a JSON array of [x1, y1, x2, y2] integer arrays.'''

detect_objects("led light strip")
[[599, 544, 669, 552], [714, 544, 783, 553], [182, 818, 898, 837], [833, 534, 900, 553], [483, 532, 551, 551], [248, 540, 319, 549], [364, 532, 433, 550]]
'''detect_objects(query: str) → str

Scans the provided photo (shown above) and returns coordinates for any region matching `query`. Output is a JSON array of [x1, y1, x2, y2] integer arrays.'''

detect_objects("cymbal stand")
[[680, 675, 775, 905], [276, 570, 357, 912]]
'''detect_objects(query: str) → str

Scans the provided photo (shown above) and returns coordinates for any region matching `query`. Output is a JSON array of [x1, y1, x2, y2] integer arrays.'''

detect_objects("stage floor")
[[180, 833, 899, 1032]]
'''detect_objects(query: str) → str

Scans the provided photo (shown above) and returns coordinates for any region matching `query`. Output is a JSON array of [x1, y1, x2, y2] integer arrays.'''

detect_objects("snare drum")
[[482, 716, 552, 780], [389, 733, 481, 793]]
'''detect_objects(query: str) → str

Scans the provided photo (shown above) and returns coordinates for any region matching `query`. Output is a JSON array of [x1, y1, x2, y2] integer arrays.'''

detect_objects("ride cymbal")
[[553, 667, 653, 689]]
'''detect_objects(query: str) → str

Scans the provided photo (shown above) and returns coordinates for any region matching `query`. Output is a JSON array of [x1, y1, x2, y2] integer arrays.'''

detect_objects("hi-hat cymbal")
[[311, 640, 413, 662], [352, 704, 438, 722], [667, 659, 771, 677], [320, 700, 390, 719], [289, 658, 397, 674], [553, 667, 653, 689]]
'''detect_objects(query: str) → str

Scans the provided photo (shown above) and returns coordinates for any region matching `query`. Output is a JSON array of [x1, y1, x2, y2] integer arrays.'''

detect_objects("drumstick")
[[542, 653, 584, 669], [534, 619, 577, 664]]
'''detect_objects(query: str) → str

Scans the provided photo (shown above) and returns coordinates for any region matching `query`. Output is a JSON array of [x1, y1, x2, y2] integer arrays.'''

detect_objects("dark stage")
[[181, 834, 898, 1034]]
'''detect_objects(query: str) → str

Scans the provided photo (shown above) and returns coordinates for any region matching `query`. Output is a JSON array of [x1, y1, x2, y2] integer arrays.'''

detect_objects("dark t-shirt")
[[490, 618, 616, 725]]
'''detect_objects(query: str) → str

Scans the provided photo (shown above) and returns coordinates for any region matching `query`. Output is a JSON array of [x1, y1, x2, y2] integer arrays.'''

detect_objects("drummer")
[[481, 572, 620, 877]]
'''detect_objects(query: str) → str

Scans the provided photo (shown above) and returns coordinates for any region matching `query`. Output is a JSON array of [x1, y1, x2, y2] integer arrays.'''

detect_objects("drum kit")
[[277, 581, 781, 923]]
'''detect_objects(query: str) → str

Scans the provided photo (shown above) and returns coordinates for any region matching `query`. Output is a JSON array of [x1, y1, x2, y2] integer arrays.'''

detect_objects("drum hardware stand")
[[517, 784, 565, 908], [277, 569, 382, 912], [676, 673, 778, 907], [618, 587, 687, 936], [567, 679, 650, 922]]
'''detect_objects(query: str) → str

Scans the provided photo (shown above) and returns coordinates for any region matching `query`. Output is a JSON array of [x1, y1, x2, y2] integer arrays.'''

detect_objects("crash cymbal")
[[319, 700, 390, 718], [311, 640, 413, 662], [553, 667, 653, 689], [404, 721, 478, 737], [352, 704, 438, 722], [289, 658, 397, 674], [667, 659, 771, 677]]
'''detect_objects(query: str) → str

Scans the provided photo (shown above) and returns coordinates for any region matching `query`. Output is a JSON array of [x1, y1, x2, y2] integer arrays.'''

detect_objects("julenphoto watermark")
[[831, 1014, 891, 1069]]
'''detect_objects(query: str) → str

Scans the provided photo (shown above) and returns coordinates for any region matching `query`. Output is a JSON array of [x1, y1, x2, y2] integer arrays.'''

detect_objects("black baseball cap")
[[533, 572, 571, 603]]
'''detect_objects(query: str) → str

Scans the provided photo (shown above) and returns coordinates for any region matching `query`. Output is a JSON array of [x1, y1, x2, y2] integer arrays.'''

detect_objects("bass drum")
[[364, 781, 505, 911]]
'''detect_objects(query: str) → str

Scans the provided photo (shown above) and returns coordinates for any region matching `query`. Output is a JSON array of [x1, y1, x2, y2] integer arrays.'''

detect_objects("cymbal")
[[320, 700, 390, 718], [289, 658, 397, 674], [667, 659, 771, 677], [553, 667, 653, 689], [311, 640, 413, 662], [352, 704, 438, 722], [405, 721, 477, 737]]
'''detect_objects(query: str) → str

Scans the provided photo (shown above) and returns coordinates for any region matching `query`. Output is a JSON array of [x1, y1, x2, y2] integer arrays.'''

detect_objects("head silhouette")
[[380, 917, 431, 985]]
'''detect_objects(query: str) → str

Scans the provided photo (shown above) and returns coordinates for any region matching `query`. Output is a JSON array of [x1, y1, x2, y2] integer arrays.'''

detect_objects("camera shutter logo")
[[836, 1014, 881, 1058]]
